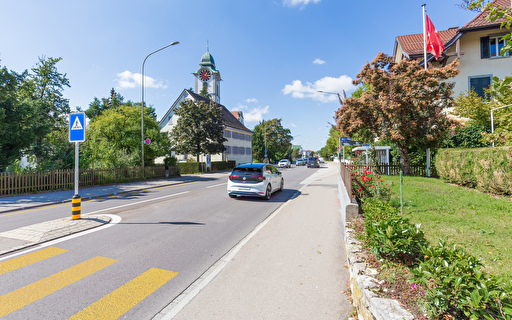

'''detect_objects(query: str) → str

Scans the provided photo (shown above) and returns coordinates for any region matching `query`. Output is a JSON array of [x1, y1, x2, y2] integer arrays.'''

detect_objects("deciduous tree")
[[82, 104, 169, 168], [252, 119, 293, 162], [169, 100, 226, 162], [336, 53, 459, 174], [0, 67, 39, 170]]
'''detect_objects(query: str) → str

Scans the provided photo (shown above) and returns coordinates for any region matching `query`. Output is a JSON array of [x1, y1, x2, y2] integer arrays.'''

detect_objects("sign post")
[[362, 144, 370, 166], [340, 137, 351, 162], [69, 113, 86, 220]]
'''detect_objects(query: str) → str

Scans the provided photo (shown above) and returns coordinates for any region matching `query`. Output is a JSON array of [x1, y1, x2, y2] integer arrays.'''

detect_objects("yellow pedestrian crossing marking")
[[69, 268, 178, 320], [0, 247, 68, 276], [0, 256, 117, 317]]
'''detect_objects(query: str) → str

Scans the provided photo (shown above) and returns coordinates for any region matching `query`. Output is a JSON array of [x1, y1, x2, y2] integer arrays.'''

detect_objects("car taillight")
[[251, 176, 266, 181], [229, 175, 238, 180]]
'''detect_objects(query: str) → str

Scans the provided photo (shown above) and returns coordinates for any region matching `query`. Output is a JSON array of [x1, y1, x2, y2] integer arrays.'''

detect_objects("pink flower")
[[412, 283, 417, 290]]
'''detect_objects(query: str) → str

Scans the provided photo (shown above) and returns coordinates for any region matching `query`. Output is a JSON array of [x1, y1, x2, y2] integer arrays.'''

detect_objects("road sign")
[[145, 138, 151, 145], [69, 113, 86, 142], [362, 144, 370, 147], [343, 141, 362, 146]]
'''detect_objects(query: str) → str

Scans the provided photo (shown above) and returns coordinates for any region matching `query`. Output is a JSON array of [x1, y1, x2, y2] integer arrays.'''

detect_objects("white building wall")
[[158, 117, 252, 165], [450, 30, 511, 97], [223, 128, 253, 165]]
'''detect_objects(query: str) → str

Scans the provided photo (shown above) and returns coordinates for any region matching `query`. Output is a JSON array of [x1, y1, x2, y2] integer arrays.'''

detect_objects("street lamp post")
[[262, 120, 268, 163], [490, 103, 512, 147], [141, 41, 179, 178], [317, 90, 345, 160]]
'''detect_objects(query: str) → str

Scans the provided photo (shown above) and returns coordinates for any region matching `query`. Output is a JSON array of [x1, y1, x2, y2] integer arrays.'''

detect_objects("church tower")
[[193, 48, 221, 103]]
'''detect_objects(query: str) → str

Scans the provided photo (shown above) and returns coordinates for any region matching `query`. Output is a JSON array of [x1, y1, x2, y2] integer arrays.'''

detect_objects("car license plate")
[[239, 187, 250, 191]]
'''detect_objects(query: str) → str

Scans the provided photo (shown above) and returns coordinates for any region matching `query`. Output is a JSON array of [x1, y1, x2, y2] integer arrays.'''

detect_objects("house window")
[[481, 36, 510, 58], [469, 75, 492, 98]]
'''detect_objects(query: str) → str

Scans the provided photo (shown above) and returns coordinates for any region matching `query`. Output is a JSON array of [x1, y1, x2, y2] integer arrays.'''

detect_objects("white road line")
[[85, 191, 190, 215], [206, 183, 227, 189]]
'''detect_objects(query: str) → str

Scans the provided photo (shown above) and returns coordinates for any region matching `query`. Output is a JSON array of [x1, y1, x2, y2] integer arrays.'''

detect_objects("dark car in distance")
[[307, 157, 319, 168]]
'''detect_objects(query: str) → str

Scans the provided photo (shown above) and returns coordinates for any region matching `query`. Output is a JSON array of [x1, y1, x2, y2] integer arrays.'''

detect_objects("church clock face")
[[199, 69, 211, 81]]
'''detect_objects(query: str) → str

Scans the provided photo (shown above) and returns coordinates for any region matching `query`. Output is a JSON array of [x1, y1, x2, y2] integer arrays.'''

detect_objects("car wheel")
[[264, 184, 272, 200], [279, 179, 284, 191]]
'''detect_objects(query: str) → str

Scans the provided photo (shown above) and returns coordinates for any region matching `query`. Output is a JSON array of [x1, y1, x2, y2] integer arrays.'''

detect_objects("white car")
[[278, 159, 291, 168], [227, 163, 284, 200]]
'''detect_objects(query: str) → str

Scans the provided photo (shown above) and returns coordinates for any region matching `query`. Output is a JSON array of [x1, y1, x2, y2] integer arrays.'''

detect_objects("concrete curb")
[[338, 170, 414, 320]]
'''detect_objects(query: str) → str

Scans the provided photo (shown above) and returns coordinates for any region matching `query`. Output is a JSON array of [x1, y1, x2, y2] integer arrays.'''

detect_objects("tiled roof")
[[396, 28, 458, 57], [231, 111, 243, 120], [461, 0, 511, 30], [185, 90, 253, 134]]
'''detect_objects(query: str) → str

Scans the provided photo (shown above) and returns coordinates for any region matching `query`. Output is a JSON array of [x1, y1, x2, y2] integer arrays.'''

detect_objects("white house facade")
[[393, 0, 511, 98]]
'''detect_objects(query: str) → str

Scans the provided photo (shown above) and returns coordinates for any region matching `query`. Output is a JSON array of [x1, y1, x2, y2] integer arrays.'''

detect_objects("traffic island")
[[0, 215, 111, 255]]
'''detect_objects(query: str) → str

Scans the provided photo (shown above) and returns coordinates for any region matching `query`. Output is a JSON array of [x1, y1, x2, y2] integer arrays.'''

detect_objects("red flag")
[[425, 14, 444, 60]]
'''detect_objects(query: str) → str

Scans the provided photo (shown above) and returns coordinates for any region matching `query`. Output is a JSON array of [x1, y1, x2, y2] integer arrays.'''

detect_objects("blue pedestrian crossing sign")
[[69, 113, 86, 142]]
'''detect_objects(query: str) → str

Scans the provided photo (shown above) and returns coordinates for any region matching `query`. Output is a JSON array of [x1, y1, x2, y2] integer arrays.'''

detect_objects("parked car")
[[296, 158, 305, 166], [278, 159, 291, 168], [307, 157, 319, 168], [227, 163, 284, 200], [318, 157, 325, 163]]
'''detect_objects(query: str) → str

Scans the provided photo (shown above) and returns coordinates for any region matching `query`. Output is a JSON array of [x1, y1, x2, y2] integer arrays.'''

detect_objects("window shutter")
[[481, 36, 490, 59]]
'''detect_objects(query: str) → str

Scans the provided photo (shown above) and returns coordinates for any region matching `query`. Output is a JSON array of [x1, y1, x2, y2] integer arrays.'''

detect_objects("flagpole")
[[422, 4, 427, 70]]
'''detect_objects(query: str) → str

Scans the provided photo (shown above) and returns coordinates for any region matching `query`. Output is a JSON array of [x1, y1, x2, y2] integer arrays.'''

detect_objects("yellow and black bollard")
[[71, 195, 81, 220]]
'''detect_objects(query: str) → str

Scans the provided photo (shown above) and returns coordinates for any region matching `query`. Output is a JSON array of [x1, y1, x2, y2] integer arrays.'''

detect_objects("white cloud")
[[116, 70, 167, 89], [246, 98, 258, 103], [283, 0, 321, 8], [289, 122, 297, 128], [244, 105, 270, 123], [313, 58, 325, 65], [282, 75, 354, 102]]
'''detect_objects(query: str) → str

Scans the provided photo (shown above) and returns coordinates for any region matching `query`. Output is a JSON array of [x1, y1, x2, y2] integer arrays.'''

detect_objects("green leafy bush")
[[412, 240, 512, 319], [361, 199, 427, 265], [164, 156, 178, 168]]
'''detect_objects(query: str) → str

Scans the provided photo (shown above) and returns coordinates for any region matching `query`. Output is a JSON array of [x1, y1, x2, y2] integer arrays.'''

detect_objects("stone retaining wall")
[[338, 172, 414, 320]]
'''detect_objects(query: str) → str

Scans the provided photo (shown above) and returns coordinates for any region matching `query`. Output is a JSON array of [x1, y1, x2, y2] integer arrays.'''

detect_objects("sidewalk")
[[158, 163, 353, 319]]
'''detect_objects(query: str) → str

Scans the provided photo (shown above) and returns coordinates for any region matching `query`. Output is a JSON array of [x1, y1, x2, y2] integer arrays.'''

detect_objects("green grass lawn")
[[384, 175, 512, 279]]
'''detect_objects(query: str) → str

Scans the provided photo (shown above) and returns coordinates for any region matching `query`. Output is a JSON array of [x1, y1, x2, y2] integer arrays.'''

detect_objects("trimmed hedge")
[[177, 161, 236, 174], [435, 147, 512, 195]]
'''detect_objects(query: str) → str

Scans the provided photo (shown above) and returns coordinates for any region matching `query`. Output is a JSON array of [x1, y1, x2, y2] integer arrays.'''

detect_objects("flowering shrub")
[[351, 168, 391, 202]]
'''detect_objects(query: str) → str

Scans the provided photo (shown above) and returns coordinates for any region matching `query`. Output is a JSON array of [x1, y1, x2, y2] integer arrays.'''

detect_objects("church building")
[[159, 49, 253, 164]]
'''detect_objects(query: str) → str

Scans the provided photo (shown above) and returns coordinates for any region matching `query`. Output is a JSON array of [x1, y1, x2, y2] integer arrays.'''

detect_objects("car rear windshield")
[[232, 167, 262, 175]]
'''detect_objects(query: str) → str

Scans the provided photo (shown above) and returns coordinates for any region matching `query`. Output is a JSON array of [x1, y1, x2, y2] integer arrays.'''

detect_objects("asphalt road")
[[0, 165, 319, 319]]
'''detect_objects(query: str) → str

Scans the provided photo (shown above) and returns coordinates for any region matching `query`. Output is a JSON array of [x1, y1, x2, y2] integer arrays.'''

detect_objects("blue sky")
[[1, 0, 478, 151]]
